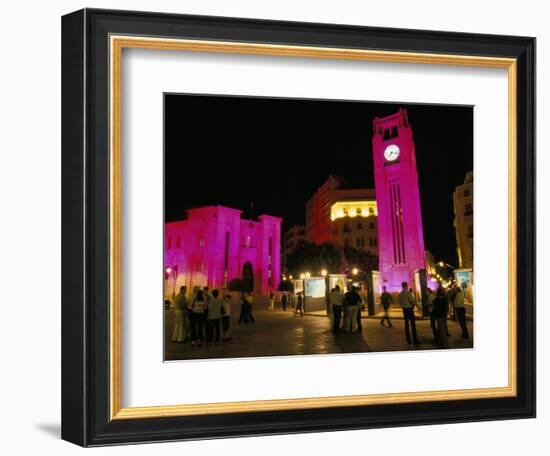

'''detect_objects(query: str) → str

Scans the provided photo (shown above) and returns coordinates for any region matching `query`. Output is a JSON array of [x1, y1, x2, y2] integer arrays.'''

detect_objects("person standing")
[[356, 289, 365, 333], [330, 285, 344, 333], [380, 286, 393, 328], [190, 289, 207, 346], [245, 292, 255, 322], [432, 287, 450, 348], [448, 285, 458, 321], [171, 286, 188, 343], [344, 286, 362, 333], [221, 293, 232, 341], [205, 289, 222, 345], [454, 286, 469, 339], [238, 292, 249, 324], [426, 288, 437, 341], [295, 292, 304, 317], [281, 292, 288, 311], [268, 291, 275, 311], [398, 282, 420, 345]]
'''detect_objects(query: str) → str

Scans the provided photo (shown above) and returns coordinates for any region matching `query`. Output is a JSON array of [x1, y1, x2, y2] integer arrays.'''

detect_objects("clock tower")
[[372, 109, 426, 291]]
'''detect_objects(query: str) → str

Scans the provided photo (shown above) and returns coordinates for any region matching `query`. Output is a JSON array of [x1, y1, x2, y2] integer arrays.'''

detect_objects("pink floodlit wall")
[[372, 109, 427, 291], [164, 206, 282, 295]]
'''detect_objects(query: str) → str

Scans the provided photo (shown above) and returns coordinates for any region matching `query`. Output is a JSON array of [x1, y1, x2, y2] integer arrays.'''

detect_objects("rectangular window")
[[224, 232, 230, 270], [467, 224, 474, 239], [464, 203, 473, 216], [167, 237, 172, 249], [176, 236, 181, 249], [357, 222, 363, 229], [464, 189, 471, 197]]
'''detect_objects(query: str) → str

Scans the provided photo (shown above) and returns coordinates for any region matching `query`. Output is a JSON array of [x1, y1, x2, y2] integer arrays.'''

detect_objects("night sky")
[[164, 94, 473, 266]]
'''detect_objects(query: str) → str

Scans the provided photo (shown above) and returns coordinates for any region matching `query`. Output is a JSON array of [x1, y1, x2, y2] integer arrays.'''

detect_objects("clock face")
[[384, 144, 400, 162]]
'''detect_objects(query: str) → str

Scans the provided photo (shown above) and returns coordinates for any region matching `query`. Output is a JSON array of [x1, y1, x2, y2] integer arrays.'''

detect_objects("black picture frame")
[[62, 8, 536, 447]]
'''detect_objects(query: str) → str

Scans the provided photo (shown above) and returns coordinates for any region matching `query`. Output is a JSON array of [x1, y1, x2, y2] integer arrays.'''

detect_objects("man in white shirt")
[[398, 282, 420, 345], [453, 287, 469, 339], [330, 286, 344, 333]]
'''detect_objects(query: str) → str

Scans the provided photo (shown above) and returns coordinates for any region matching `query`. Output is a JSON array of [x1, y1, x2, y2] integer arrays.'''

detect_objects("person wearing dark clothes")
[[432, 287, 450, 348], [380, 286, 393, 327], [190, 289, 207, 346], [344, 286, 362, 333], [221, 294, 232, 341], [296, 292, 304, 317], [398, 282, 420, 345], [238, 292, 248, 324], [426, 288, 438, 341], [281, 293, 288, 311]]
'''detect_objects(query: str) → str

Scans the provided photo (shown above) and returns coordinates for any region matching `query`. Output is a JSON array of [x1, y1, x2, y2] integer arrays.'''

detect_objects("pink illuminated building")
[[165, 206, 282, 295], [372, 109, 427, 291]]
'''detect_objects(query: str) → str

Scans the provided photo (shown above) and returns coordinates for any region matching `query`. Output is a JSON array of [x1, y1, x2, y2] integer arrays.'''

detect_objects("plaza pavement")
[[164, 306, 473, 361]]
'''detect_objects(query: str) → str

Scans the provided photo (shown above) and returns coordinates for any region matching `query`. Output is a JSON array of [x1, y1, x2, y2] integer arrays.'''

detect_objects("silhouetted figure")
[[190, 289, 206, 346], [281, 293, 288, 311], [172, 286, 188, 343], [221, 294, 232, 341], [432, 287, 450, 348], [454, 286, 469, 339], [295, 292, 304, 317], [426, 288, 437, 341], [206, 289, 222, 345], [344, 286, 362, 333], [380, 286, 393, 327], [330, 285, 344, 332], [398, 282, 420, 345]]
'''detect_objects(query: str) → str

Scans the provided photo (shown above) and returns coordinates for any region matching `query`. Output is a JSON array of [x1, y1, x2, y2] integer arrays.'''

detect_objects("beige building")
[[305, 176, 379, 256], [284, 224, 306, 255], [453, 171, 474, 268]]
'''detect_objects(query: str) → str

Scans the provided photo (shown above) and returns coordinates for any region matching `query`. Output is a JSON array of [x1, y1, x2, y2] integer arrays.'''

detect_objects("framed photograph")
[[62, 8, 535, 446]]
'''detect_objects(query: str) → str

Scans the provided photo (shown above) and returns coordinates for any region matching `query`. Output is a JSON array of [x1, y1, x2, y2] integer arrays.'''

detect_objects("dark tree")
[[284, 242, 344, 276]]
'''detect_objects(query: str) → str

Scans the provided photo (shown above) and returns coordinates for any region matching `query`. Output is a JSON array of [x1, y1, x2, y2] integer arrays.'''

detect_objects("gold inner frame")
[[109, 35, 517, 420]]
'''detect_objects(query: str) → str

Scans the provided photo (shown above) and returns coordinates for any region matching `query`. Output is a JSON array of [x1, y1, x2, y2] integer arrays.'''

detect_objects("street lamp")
[[352, 267, 359, 276], [305, 272, 311, 279], [299, 273, 305, 280], [165, 266, 172, 274], [321, 269, 327, 277], [289, 275, 293, 280]]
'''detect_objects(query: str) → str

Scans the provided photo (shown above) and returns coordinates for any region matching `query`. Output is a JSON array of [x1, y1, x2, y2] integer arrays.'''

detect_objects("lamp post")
[[164, 265, 172, 302]]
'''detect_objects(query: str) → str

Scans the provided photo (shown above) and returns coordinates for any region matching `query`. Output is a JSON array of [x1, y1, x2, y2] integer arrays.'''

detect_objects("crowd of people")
[[328, 281, 470, 348], [171, 281, 470, 350], [171, 286, 234, 346]]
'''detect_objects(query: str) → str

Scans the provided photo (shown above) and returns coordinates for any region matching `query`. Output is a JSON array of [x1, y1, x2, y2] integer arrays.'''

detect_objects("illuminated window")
[[369, 207, 374, 215], [343, 207, 349, 215], [356, 207, 362, 215]]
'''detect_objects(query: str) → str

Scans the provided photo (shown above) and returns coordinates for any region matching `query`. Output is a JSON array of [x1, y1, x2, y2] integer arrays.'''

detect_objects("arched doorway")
[[242, 262, 254, 292]]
